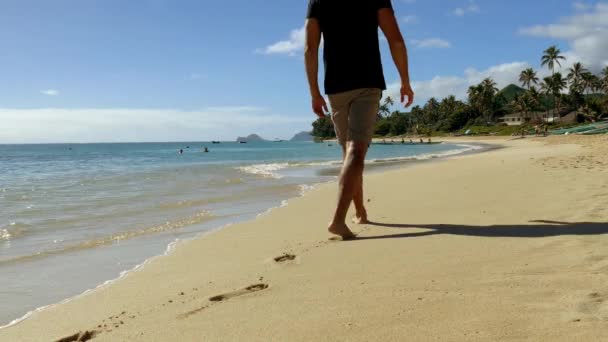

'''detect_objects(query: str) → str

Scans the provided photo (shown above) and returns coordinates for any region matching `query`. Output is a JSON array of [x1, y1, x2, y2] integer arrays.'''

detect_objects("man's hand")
[[401, 82, 414, 108], [312, 94, 329, 118]]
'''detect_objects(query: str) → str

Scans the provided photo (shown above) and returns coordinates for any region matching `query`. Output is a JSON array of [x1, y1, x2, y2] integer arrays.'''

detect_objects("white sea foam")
[[238, 160, 344, 179], [298, 184, 317, 196], [239, 144, 482, 178], [0, 229, 11, 241], [238, 163, 289, 179], [301, 160, 342, 167], [369, 144, 482, 163], [0, 222, 30, 242]]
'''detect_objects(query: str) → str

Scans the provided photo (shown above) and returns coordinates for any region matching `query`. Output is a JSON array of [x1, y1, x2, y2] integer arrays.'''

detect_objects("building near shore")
[[499, 111, 577, 126]]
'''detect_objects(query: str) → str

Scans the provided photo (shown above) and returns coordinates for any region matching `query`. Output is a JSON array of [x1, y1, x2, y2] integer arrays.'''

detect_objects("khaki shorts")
[[328, 88, 382, 146]]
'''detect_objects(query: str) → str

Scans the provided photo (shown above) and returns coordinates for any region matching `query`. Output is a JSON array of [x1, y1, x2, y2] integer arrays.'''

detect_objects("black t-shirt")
[[306, 0, 393, 95]]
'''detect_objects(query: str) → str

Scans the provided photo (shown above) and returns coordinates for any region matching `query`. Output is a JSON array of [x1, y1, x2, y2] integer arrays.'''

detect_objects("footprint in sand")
[[577, 292, 608, 320], [178, 283, 270, 319], [274, 254, 296, 263], [54, 330, 98, 342], [209, 283, 269, 302]]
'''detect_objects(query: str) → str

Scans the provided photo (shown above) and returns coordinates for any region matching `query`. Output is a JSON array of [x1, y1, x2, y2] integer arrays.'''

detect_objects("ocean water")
[[0, 140, 480, 326]]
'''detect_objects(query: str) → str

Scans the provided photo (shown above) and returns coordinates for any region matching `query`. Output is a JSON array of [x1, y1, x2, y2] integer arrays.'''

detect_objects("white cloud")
[[384, 62, 530, 105], [0, 107, 311, 143], [402, 15, 418, 24], [519, 2, 608, 73], [41, 89, 59, 96], [189, 73, 203, 80], [257, 26, 305, 56], [411, 38, 451, 49], [573, 1, 592, 11], [453, 0, 480, 16]]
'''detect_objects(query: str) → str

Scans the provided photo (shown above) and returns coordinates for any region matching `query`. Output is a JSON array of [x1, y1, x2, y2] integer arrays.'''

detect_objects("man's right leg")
[[340, 145, 368, 224], [352, 171, 368, 224], [328, 141, 368, 238], [347, 89, 381, 225]]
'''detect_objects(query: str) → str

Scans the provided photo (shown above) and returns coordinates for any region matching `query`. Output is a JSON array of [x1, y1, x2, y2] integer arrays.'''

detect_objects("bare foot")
[[352, 211, 369, 224], [328, 222, 357, 240]]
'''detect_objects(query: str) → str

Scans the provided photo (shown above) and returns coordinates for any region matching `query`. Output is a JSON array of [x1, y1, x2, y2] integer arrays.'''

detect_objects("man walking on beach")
[[304, 0, 414, 239]]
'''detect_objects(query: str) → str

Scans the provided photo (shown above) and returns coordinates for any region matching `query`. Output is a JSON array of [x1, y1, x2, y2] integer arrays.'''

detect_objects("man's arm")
[[304, 18, 328, 118], [378, 8, 414, 107]]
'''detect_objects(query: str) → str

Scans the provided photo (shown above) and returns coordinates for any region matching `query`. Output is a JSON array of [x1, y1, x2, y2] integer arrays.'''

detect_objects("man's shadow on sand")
[[350, 220, 608, 241]]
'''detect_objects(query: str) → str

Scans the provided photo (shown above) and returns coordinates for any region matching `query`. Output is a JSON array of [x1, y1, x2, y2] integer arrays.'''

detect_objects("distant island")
[[234, 132, 314, 143], [290, 131, 313, 142], [236, 134, 266, 143]]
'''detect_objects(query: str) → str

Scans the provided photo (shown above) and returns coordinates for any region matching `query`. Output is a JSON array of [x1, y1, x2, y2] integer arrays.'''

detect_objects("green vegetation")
[[312, 46, 608, 139], [311, 117, 336, 139]]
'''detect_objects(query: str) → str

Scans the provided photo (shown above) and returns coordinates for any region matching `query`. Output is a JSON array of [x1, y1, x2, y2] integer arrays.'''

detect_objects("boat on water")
[[239, 141, 248, 144], [211, 141, 221, 144]]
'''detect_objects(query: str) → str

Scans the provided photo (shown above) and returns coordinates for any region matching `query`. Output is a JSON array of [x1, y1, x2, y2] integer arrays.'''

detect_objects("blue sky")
[[0, 0, 606, 143]]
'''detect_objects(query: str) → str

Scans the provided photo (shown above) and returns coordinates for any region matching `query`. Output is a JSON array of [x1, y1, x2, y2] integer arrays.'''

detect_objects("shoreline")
[[0, 141, 488, 331], [3, 136, 607, 341]]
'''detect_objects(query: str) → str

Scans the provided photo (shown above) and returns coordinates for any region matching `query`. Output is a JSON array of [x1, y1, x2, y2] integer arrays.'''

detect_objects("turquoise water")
[[0, 140, 478, 326]]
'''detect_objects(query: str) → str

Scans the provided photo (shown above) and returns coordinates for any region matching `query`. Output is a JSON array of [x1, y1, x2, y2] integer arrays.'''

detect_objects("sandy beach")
[[2, 135, 608, 342]]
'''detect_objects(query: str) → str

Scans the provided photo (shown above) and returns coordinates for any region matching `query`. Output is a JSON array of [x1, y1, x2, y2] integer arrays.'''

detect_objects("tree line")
[[312, 46, 608, 139]]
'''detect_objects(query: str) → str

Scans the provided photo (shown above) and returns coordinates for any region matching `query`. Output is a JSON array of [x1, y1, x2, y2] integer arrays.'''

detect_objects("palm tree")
[[528, 86, 541, 112], [529, 86, 540, 101], [384, 96, 395, 108], [423, 97, 440, 128], [551, 73, 567, 121], [567, 62, 587, 94], [439, 95, 456, 117], [592, 75, 602, 95], [541, 46, 566, 75], [480, 78, 499, 122], [378, 96, 395, 118], [602, 67, 608, 94], [578, 105, 601, 122], [541, 73, 567, 122], [519, 68, 539, 90], [540, 78, 552, 95], [481, 78, 499, 94], [581, 72, 600, 96], [467, 84, 484, 113], [512, 95, 531, 122], [442, 95, 458, 107], [540, 78, 552, 122], [468, 80, 501, 123]]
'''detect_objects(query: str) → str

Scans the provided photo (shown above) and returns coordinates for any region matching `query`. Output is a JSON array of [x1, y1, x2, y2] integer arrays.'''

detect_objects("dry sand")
[[2, 136, 608, 342]]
